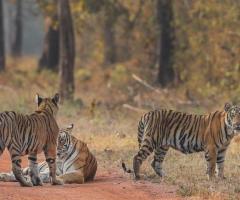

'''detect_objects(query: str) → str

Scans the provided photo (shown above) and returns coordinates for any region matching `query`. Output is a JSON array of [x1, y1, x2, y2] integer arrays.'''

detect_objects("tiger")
[[122, 103, 240, 180], [0, 93, 62, 187], [0, 123, 97, 184]]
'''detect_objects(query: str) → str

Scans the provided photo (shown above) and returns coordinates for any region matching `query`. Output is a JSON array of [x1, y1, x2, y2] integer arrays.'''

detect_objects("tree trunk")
[[58, 0, 75, 102], [11, 0, 22, 57], [103, 11, 116, 65], [38, 16, 59, 72], [156, 0, 175, 86], [0, 0, 5, 71]]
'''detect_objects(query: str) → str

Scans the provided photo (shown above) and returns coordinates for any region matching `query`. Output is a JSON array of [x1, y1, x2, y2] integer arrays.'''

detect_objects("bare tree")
[[156, 0, 175, 86], [0, 0, 5, 71], [11, 0, 22, 57], [58, 0, 75, 102], [38, 16, 59, 72], [103, 10, 117, 65]]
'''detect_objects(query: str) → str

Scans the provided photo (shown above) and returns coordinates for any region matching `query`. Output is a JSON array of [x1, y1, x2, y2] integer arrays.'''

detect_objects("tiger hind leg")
[[28, 154, 43, 186], [133, 138, 154, 180], [151, 146, 169, 177], [11, 157, 33, 187]]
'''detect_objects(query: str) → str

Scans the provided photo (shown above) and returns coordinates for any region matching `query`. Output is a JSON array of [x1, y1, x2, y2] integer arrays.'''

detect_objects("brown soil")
[[0, 151, 181, 200]]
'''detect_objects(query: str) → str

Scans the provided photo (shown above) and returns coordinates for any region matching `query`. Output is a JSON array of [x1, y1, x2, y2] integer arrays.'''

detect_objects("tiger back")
[[123, 103, 240, 181], [0, 93, 62, 187]]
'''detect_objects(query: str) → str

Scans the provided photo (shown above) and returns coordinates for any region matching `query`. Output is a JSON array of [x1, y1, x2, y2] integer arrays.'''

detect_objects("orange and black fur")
[[56, 124, 97, 183], [0, 93, 62, 187], [0, 124, 97, 184], [123, 103, 240, 180]]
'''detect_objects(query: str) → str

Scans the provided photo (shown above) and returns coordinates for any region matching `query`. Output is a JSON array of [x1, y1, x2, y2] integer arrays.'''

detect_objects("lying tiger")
[[0, 124, 97, 184]]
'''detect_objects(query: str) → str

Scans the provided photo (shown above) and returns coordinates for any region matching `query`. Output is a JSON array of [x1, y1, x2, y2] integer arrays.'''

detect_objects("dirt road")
[[0, 151, 181, 200]]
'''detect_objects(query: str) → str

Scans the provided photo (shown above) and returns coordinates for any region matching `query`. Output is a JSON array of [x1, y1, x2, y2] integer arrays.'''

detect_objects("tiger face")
[[224, 103, 240, 133], [57, 124, 74, 159]]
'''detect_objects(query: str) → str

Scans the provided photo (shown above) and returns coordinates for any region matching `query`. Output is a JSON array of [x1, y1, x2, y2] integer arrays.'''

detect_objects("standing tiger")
[[0, 93, 62, 187], [123, 103, 240, 180], [0, 124, 97, 184]]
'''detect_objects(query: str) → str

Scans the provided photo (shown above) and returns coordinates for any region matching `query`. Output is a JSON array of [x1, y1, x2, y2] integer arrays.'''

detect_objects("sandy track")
[[0, 151, 181, 200]]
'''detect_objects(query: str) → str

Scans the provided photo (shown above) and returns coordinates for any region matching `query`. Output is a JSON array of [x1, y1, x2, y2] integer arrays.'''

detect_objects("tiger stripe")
[[0, 93, 62, 187], [128, 103, 240, 180]]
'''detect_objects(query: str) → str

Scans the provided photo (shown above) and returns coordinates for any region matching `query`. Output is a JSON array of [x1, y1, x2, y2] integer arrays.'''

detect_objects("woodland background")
[[1, 0, 240, 104]]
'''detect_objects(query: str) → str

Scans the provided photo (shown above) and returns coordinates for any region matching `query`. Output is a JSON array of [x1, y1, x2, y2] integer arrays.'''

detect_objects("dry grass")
[[1, 57, 240, 199]]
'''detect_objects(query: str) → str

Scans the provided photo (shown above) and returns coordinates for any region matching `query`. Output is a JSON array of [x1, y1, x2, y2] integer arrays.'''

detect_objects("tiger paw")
[[31, 176, 43, 186], [156, 170, 165, 177], [0, 174, 8, 181], [20, 180, 33, 187], [134, 174, 140, 181], [151, 160, 165, 177], [52, 178, 64, 185], [207, 175, 217, 182]]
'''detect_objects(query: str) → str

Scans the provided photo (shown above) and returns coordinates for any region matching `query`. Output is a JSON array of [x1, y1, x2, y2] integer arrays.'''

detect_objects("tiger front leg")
[[44, 146, 63, 185], [216, 148, 228, 179], [205, 147, 217, 180], [28, 154, 42, 186]]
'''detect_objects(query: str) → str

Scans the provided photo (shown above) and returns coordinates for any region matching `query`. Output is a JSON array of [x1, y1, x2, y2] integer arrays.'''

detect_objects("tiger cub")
[[0, 93, 62, 187], [0, 124, 97, 184]]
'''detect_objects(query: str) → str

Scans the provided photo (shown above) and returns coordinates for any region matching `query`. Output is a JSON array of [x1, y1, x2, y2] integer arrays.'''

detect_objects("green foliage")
[[173, 0, 240, 98]]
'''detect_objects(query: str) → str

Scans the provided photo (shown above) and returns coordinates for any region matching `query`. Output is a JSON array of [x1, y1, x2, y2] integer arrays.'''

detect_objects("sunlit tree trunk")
[[156, 0, 175, 86], [11, 0, 22, 57], [0, 0, 5, 71], [38, 16, 59, 72], [58, 0, 75, 102]]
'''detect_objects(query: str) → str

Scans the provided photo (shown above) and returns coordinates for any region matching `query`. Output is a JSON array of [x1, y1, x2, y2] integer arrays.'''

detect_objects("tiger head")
[[35, 93, 60, 116], [224, 103, 240, 133], [57, 124, 74, 159]]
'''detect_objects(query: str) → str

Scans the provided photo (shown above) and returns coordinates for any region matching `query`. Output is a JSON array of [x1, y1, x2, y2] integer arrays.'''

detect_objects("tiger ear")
[[224, 103, 232, 112], [35, 93, 43, 106], [52, 93, 60, 105]]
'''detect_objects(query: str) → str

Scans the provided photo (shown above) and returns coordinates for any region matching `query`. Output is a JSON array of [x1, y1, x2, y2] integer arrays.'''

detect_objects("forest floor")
[[0, 58, 240, 199], [0, 151, 181, 200]]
